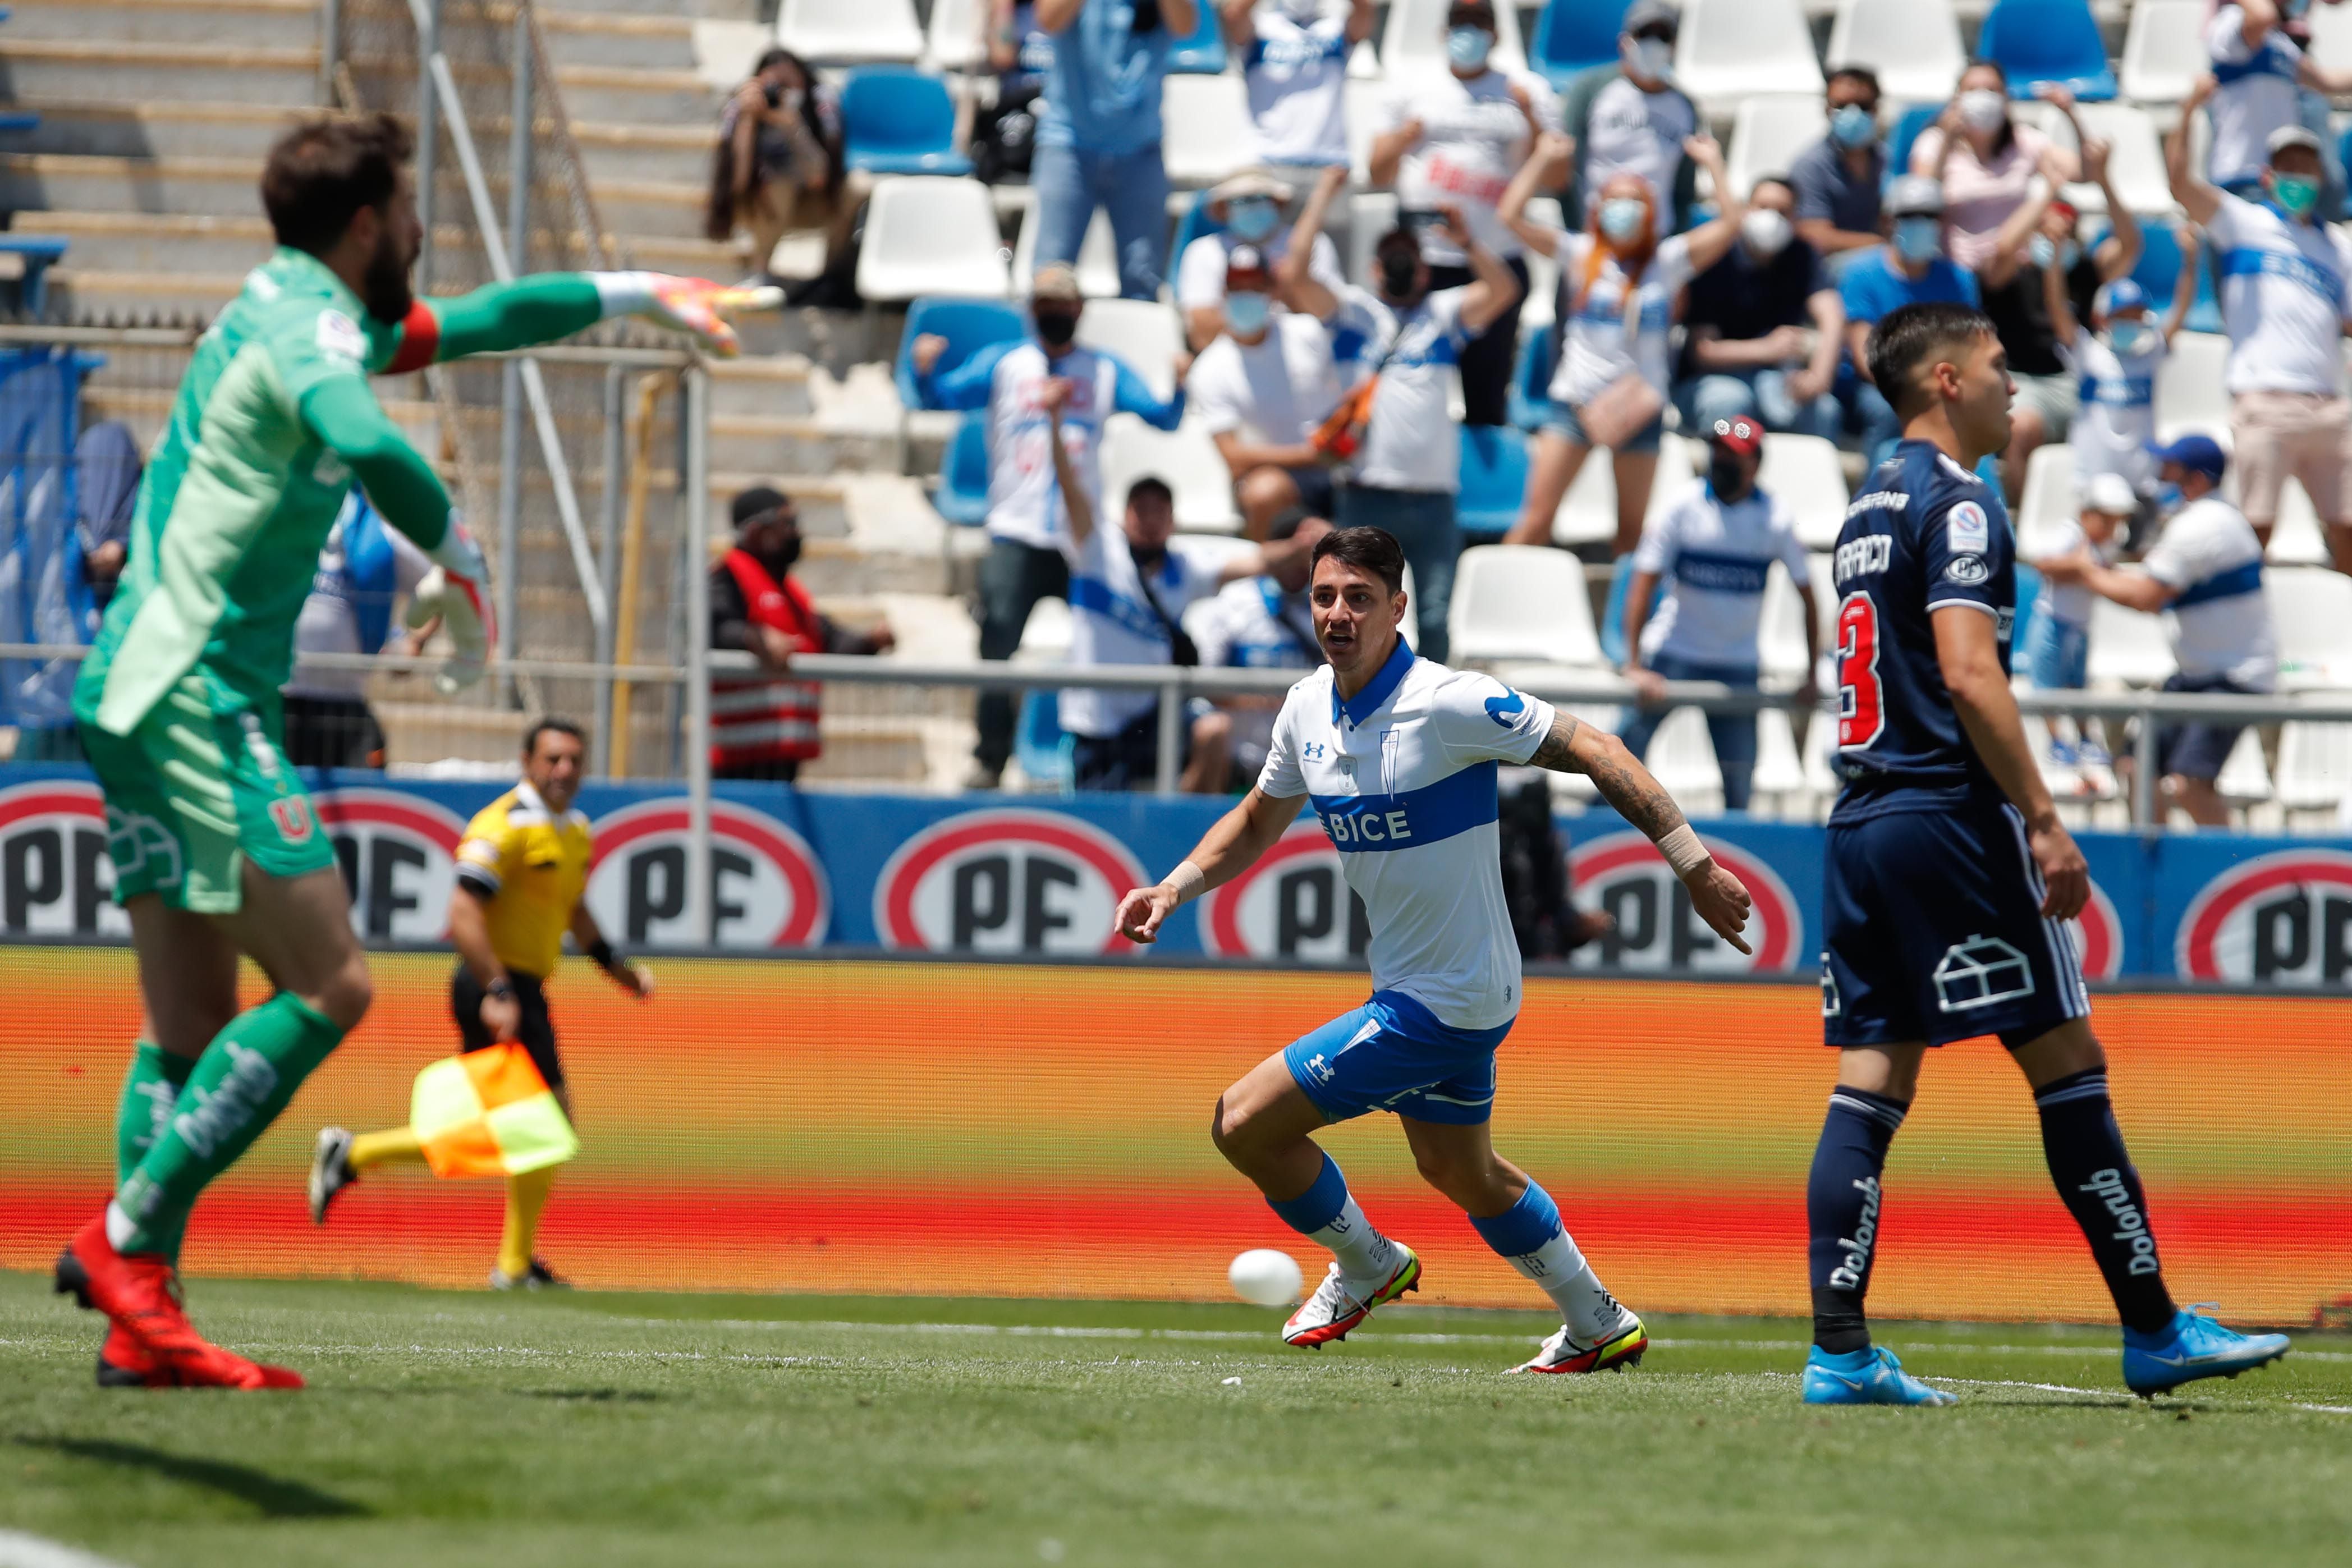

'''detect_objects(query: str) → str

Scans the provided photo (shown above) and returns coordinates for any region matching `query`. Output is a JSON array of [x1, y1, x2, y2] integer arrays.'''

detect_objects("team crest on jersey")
[[1947, 500, 1991, 553], [1944, 554, 1989, 584], [268, 797, 316, 844], [315, 308, 366, 369], [1931, 934, 2033, 1012]]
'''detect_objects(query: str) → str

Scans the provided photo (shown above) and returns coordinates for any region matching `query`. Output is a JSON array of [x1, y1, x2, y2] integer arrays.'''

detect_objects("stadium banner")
[[2, 763, 2351, 984], [0, 948, 2342, 1324]]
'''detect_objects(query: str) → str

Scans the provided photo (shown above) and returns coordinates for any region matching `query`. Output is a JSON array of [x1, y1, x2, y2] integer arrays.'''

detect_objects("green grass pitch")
[[2, 1273, 2349, 1567]]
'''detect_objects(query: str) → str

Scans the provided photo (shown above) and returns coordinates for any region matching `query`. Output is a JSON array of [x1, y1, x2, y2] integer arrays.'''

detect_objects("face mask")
[[762, 533, 803, 571], [1225, 199, 1280, 242], [1829, 103, 1878, 150], [1598, 196, 1647, 244], [2027, 234, 2077, 272], [1959, 89, 2007, 134], [1377, 249, 1420, 299], [1741, 209, 1792, 258], [1626, 35, 1672, 82], [1226, 291, 1272, 336], [1447, 27, 1492, 70], [1892, 216, 1941, 264], [1707, 450, 1750, 501], [1035, 310, 1079, 348], [2272, 173, 2322, 220], [2153, 481, 2185, 515], [2105, 320, 2158, 359]]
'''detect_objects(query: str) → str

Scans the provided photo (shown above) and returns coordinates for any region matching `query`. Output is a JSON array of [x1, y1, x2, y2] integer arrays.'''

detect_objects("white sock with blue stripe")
[[1471, 1181, 1625, 1343], [1267, 1150, 1398, 1282]]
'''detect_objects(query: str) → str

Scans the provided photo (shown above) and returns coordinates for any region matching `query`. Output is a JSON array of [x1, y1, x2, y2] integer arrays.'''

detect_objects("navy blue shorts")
[[1283, 989, 1512, 1126], [2155, 671, 2254, 784], [1821, 797, 2090, 1050]]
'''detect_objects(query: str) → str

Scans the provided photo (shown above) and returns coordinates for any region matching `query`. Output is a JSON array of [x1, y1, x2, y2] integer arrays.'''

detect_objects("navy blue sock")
[[2035, 1069, 2178, 1335], [1806, 1087, 1909, 1354]]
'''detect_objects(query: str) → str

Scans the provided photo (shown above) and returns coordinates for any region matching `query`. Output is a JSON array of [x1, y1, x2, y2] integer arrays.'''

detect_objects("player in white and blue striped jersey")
[[1115, 526, 1753, 1373]]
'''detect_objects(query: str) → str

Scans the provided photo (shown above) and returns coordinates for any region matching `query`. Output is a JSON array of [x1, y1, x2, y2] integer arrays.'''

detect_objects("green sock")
[[114, 1043, 196, 1264], [113, 993, 345, 1255]]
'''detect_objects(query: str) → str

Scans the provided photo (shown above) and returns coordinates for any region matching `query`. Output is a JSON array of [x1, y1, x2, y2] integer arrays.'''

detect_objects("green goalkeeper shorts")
[[81, 670, 335, 914]]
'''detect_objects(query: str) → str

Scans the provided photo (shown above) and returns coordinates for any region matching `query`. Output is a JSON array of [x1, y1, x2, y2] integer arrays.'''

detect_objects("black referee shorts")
[[452, 965, 563, 1092]]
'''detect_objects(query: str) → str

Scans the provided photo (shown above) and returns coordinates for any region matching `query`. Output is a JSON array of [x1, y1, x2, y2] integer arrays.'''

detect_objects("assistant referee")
[[308, 717, 652, 1287]]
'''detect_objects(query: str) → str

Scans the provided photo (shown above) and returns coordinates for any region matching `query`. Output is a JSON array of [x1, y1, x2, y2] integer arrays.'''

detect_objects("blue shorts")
[[2024, 612, 2089, 692], [1822, 796, 2090, 1051], [1542, 400, 1665, 453], [1282, 989, 1513, 1126]]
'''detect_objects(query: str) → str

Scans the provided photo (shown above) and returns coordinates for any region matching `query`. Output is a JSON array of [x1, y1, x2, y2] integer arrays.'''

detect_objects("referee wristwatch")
[[484, 977, 515, 1001]]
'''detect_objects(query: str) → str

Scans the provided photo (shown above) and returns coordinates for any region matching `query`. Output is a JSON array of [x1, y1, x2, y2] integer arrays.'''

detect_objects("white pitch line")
[[0, 1531, 136, 1568]]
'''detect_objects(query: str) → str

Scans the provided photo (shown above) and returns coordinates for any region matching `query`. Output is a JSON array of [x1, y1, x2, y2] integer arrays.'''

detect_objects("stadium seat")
[[1382, 0, 1526, 84], [2113, 222, 2222, 334], [1509, 322, 1556, 432], [1671, 0, 1823, 108], [2309, 2, 2352, 76], [1643, 707, 1726, 815], [1448, 544, 1607, 666], [1162, 74, 1254, 186], [776, 0, 925, 64], [1014, 595, 1072, 661], [1757, 561, 1813, 690], [895, 296, 1027, 411], [2024, 102, 2172, 218], [1825, 0, 1965, 107], [1345, 77, 1387, 183], [2269, 566, 2352, 689], [1727, 97, 1828, 201], [1347, 191, 1399, 291], [1800, 698, 1842, 800], [1166, 3, 1227, 74], [2015, 443, 2077, 553], [1530, 0, 1631, 92], [934, 411, 993, 525], [1975, 0, 2116, 103], [2120, 0, 2208, 105], [1886, 103, 1942, 181], [2269, 483, 2331, 567], [1098, 414, 1241, 533], [1758, 434, 1850, 552], [2215, 726, 2275, 808], [840, 69, 973, 177], [2156, 333, 2231, 440], [1554, 447, 1627, 549], [2274, 718, 2352, 815], [1517, 199, 1564, 330], [1012, 689, 1074, 794], [1750, 706, 1808, 817], [1010, 205, 1126, 299], [2085, 593, 2175, 687], [1458, 425, 1532, 537], [923, 0, 985, 71], [1171, 189, 1222, 269], [1075, 299, 1186, 402], [856, 177, 1011, 302]]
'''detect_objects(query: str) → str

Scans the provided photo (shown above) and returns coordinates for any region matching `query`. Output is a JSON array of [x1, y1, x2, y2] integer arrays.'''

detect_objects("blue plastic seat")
[[1531, 0, 1633, 93], [1885, 103, 1942, 185], [1014, 689, 1075, 794], [1508, 322, 1556, 433], [934, 411, 993, 525], [895, 296, 1027, 410], [1457, 425, 1530, 537], [1977, 0, 2116, 102], [0, 235, 67, 317], [841, 67, 973, 176], [2097, 222, 2222, 335], [1170, 188, 1224, 268], [1166, 4, 1226, 74]]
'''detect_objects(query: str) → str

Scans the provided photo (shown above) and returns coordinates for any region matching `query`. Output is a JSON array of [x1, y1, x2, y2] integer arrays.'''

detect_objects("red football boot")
[[56, 1215, 295, 1390]]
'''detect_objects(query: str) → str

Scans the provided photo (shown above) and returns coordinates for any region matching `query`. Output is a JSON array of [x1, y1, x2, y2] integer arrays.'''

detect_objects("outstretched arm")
[[1525, 710, 1754, 951], [1113, 787, 1309, 942], [396, 272, 774, 367]]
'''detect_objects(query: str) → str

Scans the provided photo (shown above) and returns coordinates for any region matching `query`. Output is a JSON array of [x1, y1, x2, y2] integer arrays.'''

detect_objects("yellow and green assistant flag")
[[410, 1044, 578, 1179]]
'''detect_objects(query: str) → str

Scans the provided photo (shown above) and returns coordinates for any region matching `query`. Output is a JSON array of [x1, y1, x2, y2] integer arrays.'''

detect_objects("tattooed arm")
[[1526, 712, 1755, 952]]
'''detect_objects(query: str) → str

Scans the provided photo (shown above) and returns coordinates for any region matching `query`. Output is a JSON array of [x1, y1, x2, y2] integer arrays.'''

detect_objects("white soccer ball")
[[1228, 1248, 1304, 1308]]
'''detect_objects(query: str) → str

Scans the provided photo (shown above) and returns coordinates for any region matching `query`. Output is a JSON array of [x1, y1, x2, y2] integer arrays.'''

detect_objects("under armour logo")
[[1484, 690, 1525, 727], [1304, 742, 1327, 760]]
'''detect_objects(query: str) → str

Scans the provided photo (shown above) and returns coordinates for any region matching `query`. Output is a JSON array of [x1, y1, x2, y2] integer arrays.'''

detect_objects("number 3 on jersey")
[[1836, 592, 1885, 749]]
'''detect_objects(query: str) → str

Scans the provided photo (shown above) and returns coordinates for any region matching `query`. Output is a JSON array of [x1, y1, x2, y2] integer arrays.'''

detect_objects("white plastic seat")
[[1728, 98, 1828, 201], [856, 176, 1011, 302], [2268, 565, 2352, 689], [2267, 482, 2331, 566], [1644, 707, 1726, 815], [1346, 77, 1388, 184], [1162, 74, 1255, 187], [1671, 0, 1823, 108], [2120, 0, 2209, 105], [1757, 561, 1813, 689], [1098, 414, 1242, 534], [2157, 334, 2231, 437], [2015, 442, 2078, 553], [2275, 718, 2352, 813], [2215, 726, 2275, 805], [1010, 204, 1124, 300], [1447, 544, 1607, 666], [1348, 191, 1399, 293], [1075, 298, 1187, 401], [776, 0, 924, 64], [1013, 595, 1072, 662], [923, 0, 985, 71], [2021, 102, 2174, 218], [1759, 434, 1849, 551], [1380, 0, 1525, 85], [1750, 705, 1808, 815], [1826, 0, 1964, 105], [2309, 3, 2352, 76], [2086, 592, 2176, 687]]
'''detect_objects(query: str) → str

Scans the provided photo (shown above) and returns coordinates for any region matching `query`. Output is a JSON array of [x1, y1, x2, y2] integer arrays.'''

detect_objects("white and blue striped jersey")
[[2143, 496, 2277, 690], [1629, 478, 1810, 668], [1258, 642, 1555, 1030], [2206, 191, 2352, 397], [2059, 331, 2161, 490]]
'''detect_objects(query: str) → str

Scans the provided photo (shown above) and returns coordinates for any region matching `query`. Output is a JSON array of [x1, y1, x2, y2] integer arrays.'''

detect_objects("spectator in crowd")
[[2020, 469, 2135, 771], [2170, 81, 2352, 570], [2205, 2, 2352, 211], [1791, 66, 1887, 277], [970, 0, 1054, 184], [1500, 130, 1743, 558], [281, 493, 433, 770], [704, 48, 849, 287], [1614, 415, 1817, 815], [708, 485, 894, 783], [0, 424, 136, 763], [1497, 769, 1612, 959], [1675, 174, 1844, 441], [911, 263, 1189, 788], [1369, 0, 1557, 426], [1033, 0, 1198, 302], [2052, 266, 2195, 517], [1840, 175, 1980, 469], [1556, 0, 1699, 230], [1225, 0, 1374, 265], [1193, 505, 1330, 784], [74, 420, 140, 610], [1188, 245, 1345, 538], [1177, 171, 1347, 352], [2041, 435, 2278, 828], [1278, 167, 1519, 661], [1043, 390, 1300, 791]]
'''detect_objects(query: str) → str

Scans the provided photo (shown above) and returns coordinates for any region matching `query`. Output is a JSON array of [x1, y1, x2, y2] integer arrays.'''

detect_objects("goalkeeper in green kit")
[[54, 113, 769, 1389]]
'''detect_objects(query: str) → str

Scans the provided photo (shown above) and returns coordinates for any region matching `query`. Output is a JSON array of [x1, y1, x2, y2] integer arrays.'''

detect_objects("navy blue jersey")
[[1827, 439, 2016, 820]]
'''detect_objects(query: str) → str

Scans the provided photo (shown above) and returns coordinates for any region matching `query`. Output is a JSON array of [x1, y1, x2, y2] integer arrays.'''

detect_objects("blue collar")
[[1331, 637, 1414, 728]]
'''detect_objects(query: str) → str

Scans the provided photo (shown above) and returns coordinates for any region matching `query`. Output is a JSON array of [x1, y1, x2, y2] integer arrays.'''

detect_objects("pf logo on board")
[[874, 809, 1144, 956], [1567, 832, 1803, 973], [2175, 849, 2352, 986], [586, 799, 830, 951], [314, 787, 463, 942], [1198, 824, 1368, 961], [0, 781, 125, 937]]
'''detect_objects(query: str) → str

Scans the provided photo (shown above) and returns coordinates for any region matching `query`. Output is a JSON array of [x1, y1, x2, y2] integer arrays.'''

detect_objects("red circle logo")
[[2070, 878, 2124, 981], [0, 780, 122, 938], [1199, 824, 1361, 961], [873, 808, 1145, 955], [2175, 849, 2352, 985], [313, 787, 466, 942], [588, 798, 829, 950], [1567, 831, 1803, 972]]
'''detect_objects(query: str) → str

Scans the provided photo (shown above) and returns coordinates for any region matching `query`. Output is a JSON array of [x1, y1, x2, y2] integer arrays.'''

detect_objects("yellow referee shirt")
[[452, 782, 594, 979]]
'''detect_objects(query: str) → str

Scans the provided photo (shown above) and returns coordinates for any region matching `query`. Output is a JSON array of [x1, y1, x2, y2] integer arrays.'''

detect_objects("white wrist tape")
[[590, 272, 659, 320], [1163, 860, 1207, 906], [1656, 824, 1711, 880]]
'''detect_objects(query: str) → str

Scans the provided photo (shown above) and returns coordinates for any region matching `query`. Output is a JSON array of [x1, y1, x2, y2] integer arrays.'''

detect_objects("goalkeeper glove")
[[590, 272, 783, 358], [409, 516, 494, 695]]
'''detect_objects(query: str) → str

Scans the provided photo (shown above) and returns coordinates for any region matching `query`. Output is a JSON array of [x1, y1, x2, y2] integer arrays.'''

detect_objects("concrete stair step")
[[3, 0, 321, 50], [570, 120, 717, 190], [709, 354, 817, 419], [533, 8, 700, 71], [0, 38, 321, 107], [12, 100, 307, 162]]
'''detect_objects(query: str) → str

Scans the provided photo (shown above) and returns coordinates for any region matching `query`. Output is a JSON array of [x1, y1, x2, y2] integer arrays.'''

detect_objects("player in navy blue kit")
[[1803, 302, 2291, 1406]]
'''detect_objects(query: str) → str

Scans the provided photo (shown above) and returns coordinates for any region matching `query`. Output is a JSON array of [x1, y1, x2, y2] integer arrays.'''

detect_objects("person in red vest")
[[709, 485, 893, 781]]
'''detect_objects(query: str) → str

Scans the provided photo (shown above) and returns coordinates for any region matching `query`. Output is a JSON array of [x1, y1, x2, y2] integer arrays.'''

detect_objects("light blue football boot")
[[1802, 1345, 1957, 1406], [2122, 1308, 2291, 1397]]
